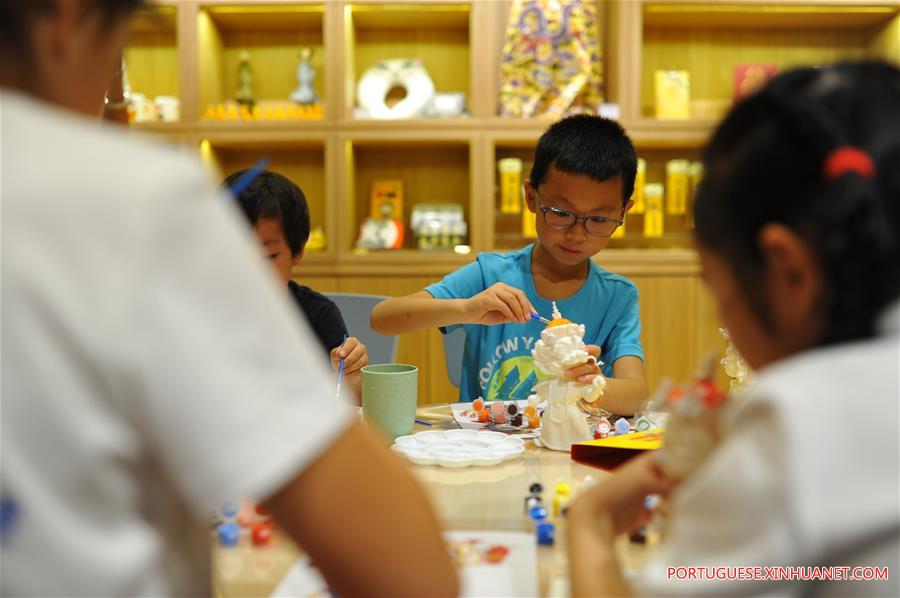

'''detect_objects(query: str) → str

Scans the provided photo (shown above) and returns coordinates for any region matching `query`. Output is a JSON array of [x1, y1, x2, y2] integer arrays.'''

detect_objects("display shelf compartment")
[[344, 3, 472, 120], [200, 137, 331, 254], [490, 140, 701, 251], [344, 139, 472, 252], [490, 0, 620, 118], [492, 141, 538, 251], [125, 5, 180, 119], [198, 4, 327, 122], [639, 2, 900, 119]]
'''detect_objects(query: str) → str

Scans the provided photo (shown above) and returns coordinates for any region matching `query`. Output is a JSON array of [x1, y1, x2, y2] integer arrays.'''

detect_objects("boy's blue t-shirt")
[[425, 244, 644, 403]]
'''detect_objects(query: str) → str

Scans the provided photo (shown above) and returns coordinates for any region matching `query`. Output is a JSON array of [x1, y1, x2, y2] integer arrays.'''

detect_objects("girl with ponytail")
[[568, 61, 900, 597]]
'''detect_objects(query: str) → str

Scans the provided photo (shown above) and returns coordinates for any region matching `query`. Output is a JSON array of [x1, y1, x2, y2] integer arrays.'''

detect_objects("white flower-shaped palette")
[[391, 429, 525, 468]]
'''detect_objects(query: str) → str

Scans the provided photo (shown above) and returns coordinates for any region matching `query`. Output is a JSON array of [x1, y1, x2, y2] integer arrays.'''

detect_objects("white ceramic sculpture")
[[530, 303, 605, 452], [356, 59, 435, 119]]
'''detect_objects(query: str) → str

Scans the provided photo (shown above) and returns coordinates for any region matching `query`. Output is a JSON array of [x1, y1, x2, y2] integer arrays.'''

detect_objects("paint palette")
[[391, 429, 525, 467]]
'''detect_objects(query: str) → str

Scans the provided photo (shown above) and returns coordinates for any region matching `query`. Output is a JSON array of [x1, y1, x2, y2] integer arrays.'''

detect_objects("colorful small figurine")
[[251, 522, 272, 546], [219, 501, 238, 520], [524, 482, 544, 515], [536, 522, 555, 545], [529, 505, 548, 523], [552, 482, 571, 517], [217, 522, 240, 547]]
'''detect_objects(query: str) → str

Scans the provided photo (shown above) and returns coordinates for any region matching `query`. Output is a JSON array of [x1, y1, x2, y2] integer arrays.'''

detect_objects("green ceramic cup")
[[361, 364, 418, 441]]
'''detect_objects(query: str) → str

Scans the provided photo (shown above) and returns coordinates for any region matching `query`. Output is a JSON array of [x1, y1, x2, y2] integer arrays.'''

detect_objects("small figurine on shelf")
[[290, 47, 319, 106], [234, 51, 255, 110], [356, 203, 405, 250], [305, 226, 327, 252]]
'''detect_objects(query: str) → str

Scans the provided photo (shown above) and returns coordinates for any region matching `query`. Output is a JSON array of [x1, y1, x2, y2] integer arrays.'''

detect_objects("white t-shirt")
[[0, 91, 352, 596], [633, 303, 900, 596]]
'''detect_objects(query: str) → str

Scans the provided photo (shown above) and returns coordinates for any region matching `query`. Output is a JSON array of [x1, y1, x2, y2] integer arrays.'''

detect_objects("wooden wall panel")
[[695, 277, 730, 388], [630, 275, 697, 393]]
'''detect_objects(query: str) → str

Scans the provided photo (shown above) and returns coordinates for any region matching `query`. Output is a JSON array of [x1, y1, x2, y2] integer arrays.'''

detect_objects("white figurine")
[[531, 303, 605, 452], [290, 48, 319, 105], [720, 327, 755, 394]]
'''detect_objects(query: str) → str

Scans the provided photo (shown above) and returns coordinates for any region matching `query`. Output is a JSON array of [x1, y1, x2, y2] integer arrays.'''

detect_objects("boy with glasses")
[[372, 115, 647, 414]]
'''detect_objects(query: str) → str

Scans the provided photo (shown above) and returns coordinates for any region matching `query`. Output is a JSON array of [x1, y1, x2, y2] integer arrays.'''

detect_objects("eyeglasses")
[[537, 200, 624, 238]]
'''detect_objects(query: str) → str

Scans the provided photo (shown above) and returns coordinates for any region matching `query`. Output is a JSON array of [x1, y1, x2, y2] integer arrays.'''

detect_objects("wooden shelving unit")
[[124, 0, 900, 403]]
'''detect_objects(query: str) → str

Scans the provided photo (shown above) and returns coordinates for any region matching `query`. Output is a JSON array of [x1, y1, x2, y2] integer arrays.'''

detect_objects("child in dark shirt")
[[223, 169, 368, 400]]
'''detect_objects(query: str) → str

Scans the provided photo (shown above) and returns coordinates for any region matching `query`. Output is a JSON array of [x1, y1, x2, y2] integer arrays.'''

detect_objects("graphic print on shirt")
[[484, 356, 543, 401], [478, 335, 549, 401]]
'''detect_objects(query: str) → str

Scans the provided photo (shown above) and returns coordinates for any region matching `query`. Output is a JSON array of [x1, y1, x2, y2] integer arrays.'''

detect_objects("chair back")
[[325, 293, 398, 364], [442, 327, 467, 388]]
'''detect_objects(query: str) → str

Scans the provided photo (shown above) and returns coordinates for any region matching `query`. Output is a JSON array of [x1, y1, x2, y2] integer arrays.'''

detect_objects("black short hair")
[[694, 61, 900, 346], [529, 115, 637, 204], [222, 170, 311, 258], [1, 0, 144, 58]]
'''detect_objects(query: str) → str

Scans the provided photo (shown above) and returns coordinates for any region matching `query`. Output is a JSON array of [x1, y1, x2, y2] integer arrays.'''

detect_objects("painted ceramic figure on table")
[[530, 303, 605, 451]]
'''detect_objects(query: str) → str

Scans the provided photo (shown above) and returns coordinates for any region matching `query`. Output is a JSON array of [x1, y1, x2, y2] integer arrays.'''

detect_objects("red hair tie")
[[823, 146, 875, 181]]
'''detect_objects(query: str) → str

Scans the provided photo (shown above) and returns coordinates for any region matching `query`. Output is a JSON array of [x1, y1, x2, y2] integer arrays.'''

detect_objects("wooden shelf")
[[628, 118, 717, 149], [203, 4, 325, 31], [339, 117, 476, 134], [129, 122, 191, 135], [122, 0, 900, 258], [195, 121, 333, 140], [348, 3, 471, 29], [295, 247, 701, 278], [129, 5, 177, 36], [643, 2, 899, 30]]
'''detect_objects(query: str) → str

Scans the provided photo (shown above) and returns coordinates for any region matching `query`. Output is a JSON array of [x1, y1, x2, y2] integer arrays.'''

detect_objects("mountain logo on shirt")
[[484, 356, 543, 402]]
